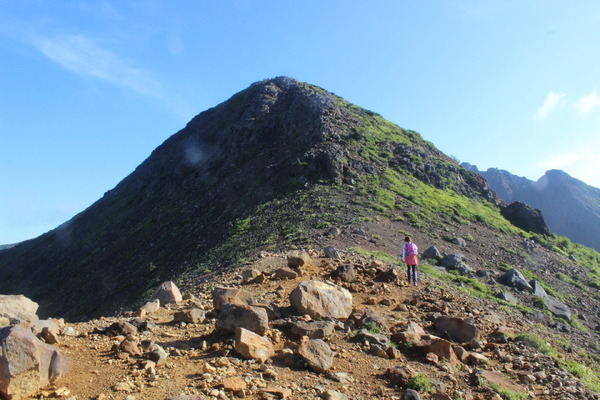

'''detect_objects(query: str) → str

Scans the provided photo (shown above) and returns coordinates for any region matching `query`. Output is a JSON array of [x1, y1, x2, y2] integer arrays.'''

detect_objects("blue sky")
[[1, 1, 600, 244]]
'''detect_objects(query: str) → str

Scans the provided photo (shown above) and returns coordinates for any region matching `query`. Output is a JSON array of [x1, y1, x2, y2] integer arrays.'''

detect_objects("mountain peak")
[[0, 78, 502, 319]]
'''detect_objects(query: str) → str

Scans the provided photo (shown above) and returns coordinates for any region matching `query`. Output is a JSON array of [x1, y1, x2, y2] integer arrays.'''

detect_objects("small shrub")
[[401, 341, 415, 351], [364, 321, 384, 334], [408, 373, 433, 393]]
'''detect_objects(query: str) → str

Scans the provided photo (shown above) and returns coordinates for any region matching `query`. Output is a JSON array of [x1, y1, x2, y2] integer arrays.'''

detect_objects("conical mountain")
[[0, 77, 504, 320]]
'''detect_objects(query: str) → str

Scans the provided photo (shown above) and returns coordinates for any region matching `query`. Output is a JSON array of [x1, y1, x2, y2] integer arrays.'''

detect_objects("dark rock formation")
[[501, 201, 551, 235]]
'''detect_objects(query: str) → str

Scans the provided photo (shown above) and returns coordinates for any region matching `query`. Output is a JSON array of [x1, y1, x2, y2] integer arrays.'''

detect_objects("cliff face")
[[466, 165, 600, 251]]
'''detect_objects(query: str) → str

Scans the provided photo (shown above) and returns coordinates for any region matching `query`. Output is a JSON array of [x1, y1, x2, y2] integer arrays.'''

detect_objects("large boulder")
[[173, 309, 206, 324], [216, 304, 269, 336], [290, 320, 336, 339], [422, 246, 441, 261], [392, 322, 427, 346], [419, 338, 460, 365], [401, 389, 421, 400], [530, 280, 548, 298], [439, 254, 464, 268], [434, 316, 480, 343], [324, 246, 340, 259], [290, 280, 352, 319], [456, 263, 473, 276], [296, 338, 334, 373], [331, 264, 357, 283], [497, 291, 518, 304], [234, 328, 274, 363], [29, 320, 59, 337], [544, 296, 572, 320], [149, 281, 182, 305], [212, 287, 253, 312], [0, 295, 39, 323], [0, 326, 62, 399], [500, 268, 533, 292], [287, 251, 313, 269], [138, 299, 160, 315], [452, 237, 467, 247]]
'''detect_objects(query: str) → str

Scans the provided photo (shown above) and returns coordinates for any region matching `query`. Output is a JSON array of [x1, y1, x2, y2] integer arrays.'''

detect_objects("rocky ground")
[[12, 241, 600, 400]]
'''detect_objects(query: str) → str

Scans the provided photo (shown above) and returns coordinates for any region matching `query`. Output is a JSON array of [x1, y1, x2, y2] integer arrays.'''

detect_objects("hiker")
[[402, 236, 419, 285]]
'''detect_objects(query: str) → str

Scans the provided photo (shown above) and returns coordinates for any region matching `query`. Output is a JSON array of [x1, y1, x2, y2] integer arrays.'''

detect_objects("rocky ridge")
[[2, 243, 599, 400]]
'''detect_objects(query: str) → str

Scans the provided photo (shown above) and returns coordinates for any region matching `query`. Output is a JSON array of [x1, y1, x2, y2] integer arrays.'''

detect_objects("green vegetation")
[[231, 217, 253, 235], [364, 321, 385, 334], [378, 168, 521, 234], [514, 333, 556, 356], [514, 332, 600, 391], [349, 247, 400, 264], [408, 373, 433, 393], [419, 263, 534, 315], [561, 360, 600, 392], [488, 382, 528, 400]]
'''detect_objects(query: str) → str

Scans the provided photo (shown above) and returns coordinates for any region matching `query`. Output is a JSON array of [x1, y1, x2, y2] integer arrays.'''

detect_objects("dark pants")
[[407, 265, 417, 284]]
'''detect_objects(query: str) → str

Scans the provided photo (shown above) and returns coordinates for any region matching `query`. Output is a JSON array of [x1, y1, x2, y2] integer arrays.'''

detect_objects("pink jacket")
[[402, 242, 418, 265]]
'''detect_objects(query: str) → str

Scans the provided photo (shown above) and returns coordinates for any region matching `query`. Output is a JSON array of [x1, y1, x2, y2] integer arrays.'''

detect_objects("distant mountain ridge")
[[464, 164, 600, 251]]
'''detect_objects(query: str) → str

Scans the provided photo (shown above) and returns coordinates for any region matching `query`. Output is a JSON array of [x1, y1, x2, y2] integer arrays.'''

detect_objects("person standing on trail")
[[402, 236, 419, 285]]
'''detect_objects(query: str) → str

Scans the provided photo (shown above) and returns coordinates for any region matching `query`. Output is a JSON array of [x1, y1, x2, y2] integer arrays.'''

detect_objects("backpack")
[[404, 242, 418, 257]]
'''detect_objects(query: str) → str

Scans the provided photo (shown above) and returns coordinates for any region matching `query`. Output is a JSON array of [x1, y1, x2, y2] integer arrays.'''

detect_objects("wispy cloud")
[[533, 92, 566, 120], [575, 92, 600, 114], [538, 148, 600, 188], [538, 152, 582, 169], [34, 33, 164, 98]]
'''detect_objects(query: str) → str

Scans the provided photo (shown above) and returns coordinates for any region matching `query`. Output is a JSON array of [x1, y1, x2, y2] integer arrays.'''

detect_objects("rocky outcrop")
[[501, 201, 551, 235], [0, 247, 592, 400]]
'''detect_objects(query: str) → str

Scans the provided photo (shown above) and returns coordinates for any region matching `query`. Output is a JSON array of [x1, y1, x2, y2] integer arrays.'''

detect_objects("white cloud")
[[533, 92, 566, 120], [575, 92, 600, 114], [538, 149, 600, 189], [538, 152, 582, 169], [35, 34, 164, 98]]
